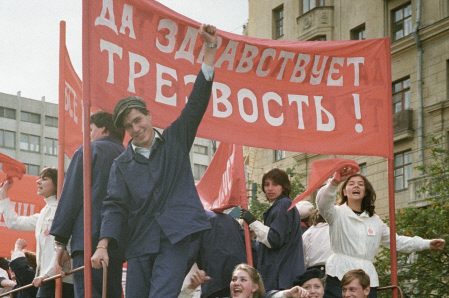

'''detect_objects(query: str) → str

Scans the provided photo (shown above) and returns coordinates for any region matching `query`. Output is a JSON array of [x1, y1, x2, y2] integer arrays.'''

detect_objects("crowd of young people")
[[0, 22, 446, 298]]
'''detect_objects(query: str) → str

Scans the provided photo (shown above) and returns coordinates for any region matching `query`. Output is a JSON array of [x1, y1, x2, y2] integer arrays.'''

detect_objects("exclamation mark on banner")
[[353, 94, 363, 133]]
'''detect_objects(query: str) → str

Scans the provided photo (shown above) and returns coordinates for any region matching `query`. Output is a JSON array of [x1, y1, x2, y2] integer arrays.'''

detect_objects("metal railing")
[[378, 285, 404, 298], [0, 261, 108, 298]]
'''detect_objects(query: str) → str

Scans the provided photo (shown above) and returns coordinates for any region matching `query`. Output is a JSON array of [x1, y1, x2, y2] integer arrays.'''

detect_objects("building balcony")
[[393, 109, 414, 142], [296, 6, 334, 41], [407, 174, 438, 208]]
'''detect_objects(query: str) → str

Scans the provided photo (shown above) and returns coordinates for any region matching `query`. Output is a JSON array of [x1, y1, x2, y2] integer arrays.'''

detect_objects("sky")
[[0, 1, 248, 104]]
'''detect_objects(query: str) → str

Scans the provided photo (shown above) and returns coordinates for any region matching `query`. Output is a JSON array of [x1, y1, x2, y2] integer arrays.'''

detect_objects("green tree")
[[375, 136, 449, 298], [248, 165, 305, 221], [286, 164, 306, 199]]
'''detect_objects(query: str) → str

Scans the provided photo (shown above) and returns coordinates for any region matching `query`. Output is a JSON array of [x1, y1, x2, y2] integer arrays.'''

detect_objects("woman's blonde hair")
[[232, 264, 266, 298]]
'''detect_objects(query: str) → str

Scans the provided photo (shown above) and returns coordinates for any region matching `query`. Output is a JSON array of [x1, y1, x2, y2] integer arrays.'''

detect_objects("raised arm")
[[0, 179, 39, 231], [199, 24, 217, 68]]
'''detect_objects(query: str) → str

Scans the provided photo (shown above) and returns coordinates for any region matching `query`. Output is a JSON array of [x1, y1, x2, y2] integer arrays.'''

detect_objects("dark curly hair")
[[261, 168, 291, 198], [338, 173, 376, 217]]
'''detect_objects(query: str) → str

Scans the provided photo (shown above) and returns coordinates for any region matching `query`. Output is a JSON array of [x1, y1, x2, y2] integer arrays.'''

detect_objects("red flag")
[[289, 158, 359, 210], [0, 153, 26, 180], [196, 143, 247, 212], [61, 42, 84, 158], [0, 173, 44, 257], [84, 0, 393, 159]]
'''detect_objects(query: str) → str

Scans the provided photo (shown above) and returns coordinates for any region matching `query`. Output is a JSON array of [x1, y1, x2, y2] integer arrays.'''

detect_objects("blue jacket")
[[188, 210, 247, 298], [9, 256, 37, 298], [50, 135, 125, 256], [258, 196, 305, 291], [100, 70, 212, 259]]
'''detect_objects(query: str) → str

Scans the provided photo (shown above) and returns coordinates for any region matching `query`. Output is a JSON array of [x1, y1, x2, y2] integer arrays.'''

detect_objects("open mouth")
[[232, 288, 243, 295]]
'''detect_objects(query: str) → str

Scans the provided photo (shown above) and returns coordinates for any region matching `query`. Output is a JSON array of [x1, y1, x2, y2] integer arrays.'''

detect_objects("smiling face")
[[36, 176, 56, 198], [302, 278, 324, 298], [263, 178, 283, 203], [343, 176, 366, 204], [123, 108, 155, 149], [230, 269, 259, 298], [342, 279, 370, 298]]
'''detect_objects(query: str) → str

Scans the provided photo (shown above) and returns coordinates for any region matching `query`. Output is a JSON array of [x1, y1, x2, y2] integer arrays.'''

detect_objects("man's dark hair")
[[90, 110, 125, 142]]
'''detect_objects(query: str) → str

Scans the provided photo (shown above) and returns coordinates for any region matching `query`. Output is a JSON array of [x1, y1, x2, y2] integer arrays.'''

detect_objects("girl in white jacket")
[[0, 167, 73, 298], [316, 169, 446, 298]]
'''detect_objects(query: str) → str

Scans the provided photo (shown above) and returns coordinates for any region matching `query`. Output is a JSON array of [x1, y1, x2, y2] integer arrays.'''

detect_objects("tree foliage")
[[286, 164, 306, 199], [248, 164, 306, 221], [375, 136, 449, 298]]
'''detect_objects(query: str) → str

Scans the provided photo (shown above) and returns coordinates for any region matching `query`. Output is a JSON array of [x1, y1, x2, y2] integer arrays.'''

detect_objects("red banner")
[[196, 143, 247, 212], [62, 44, 84, 158], [84, 0, 393, 158], [0, 153, 26, 180], [0, 173, 44, 257], [290, 158, 359, 210]]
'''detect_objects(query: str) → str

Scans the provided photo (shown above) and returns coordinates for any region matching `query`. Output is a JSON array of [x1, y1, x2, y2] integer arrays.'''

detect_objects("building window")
[[302, 0, 324, 14], [0, 130, 15, 149], [309, 35, 326, 41], [24, 164, 40, 176], [393, 77, 411, 113], [359, 163, 367, 176], [20, 133, 40, 152], [193, 164, 208, 180], [45, 138, 58, 156], [351, 24, 366, 40], [193, 144, 208, 155], [21, 111, 41, 124], [394, 151, 412, 191], [392, 3, 412, 41], [273, 6, 284, 39], [274, 150, 286, 161], [0, 107, 16, 119], [45, 116, 58, 128]]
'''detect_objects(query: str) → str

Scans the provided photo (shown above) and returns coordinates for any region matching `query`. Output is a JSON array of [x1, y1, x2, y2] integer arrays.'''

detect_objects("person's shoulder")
[[277, 196, 294, 208], [92, 136, 123, 147], [73, 144, 84, 155], [369, 213, 382, 221], [113, 146, 133, 163]]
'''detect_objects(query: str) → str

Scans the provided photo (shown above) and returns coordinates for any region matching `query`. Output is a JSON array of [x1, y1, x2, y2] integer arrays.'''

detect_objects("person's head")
[[293, 268, 325, 298], [309, 208, 326, 226], [90, 110, 125, 142], [341, 269, 370, 298], [0, 258, 9, 271], [262, 168, 291, 203], [24, 250, 37, 271], [230, 264, 265, 298], [112, 97, 154, 148], [36, 167, 57, 198], [0, 258, 11, 280], [338, 173, 376, 217], [296, 200, 314, 222]]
